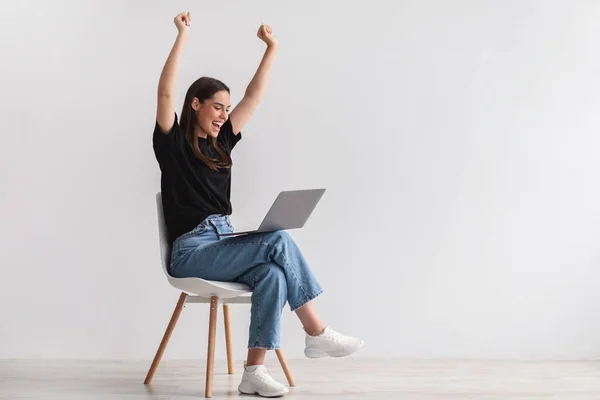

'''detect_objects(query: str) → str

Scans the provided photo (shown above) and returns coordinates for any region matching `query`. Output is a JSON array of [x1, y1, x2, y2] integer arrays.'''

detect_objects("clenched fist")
[[257, 24, 277, 48], [174, 12, 191, 33]]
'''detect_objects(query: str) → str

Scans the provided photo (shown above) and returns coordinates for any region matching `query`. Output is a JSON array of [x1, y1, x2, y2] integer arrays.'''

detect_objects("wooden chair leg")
[[223, 304, 234, 374], [144, 292, 187, 384], [275, 349, 295, 387], [205, 296, 219, 398]]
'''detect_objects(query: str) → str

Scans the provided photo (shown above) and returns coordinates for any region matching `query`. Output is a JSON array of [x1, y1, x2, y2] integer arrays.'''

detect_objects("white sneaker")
[[304, 326, 364, 358], [238, 364, 289, 398]]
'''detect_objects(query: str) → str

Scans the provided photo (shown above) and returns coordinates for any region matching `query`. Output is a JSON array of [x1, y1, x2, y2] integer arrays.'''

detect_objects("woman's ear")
[[191, 97, 201, 111]]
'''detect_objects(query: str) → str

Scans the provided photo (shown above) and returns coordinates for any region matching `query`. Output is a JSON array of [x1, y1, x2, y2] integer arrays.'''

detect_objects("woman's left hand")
[[257, 24, 277, 48]]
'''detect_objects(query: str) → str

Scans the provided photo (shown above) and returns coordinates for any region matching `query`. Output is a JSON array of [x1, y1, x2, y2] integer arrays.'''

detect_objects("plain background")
[[1, 0, 600, 361]]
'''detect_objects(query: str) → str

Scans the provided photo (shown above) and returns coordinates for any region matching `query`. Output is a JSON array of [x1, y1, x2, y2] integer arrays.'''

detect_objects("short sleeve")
[[217, 118, 242, 153], [153, 113, 180, 162]]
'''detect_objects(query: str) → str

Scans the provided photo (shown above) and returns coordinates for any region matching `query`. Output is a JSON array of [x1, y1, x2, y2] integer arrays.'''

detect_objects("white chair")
[[144, 193, 295, 398]]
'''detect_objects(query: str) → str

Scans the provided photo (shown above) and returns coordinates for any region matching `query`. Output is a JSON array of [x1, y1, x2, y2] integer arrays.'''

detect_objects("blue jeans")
[[169, 214, 323, 350]]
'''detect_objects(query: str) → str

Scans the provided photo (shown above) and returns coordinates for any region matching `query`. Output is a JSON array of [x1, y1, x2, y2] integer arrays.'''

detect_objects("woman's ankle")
[[304, 325, 326, 336], [244, 363, 263, 372], [246, 348, 267, 366], [245, 361, 265, 366]]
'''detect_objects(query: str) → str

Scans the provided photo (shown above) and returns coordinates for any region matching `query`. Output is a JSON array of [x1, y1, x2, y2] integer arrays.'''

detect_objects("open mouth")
[[212, 121, 223, 131]]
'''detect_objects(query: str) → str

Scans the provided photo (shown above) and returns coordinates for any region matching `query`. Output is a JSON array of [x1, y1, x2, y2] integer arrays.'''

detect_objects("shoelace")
[[323, 328, 345, 344]]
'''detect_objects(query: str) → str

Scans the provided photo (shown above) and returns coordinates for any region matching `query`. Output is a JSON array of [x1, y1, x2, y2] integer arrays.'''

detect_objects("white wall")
[[2, 0, 600, 361]]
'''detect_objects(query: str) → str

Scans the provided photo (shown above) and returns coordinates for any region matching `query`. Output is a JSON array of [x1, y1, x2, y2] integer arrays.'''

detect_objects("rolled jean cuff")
[[290, 289, 324, 312], [248, 341, 279, 350]]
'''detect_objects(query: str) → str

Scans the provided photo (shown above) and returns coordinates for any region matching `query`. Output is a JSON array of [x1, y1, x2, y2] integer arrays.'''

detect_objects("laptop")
[[220, 189, 326, 237]]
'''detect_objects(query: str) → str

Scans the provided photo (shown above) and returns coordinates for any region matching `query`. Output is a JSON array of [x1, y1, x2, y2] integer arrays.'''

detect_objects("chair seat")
[[166, 276, 252, 299]]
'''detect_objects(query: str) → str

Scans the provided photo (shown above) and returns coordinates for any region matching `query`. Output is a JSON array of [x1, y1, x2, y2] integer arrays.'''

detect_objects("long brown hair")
[[180, 77, 232, 171]]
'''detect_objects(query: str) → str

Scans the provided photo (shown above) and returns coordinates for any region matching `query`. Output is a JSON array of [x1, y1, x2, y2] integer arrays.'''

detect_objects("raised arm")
[[229, 24, 278, 134], [156, 12, 191, 134]]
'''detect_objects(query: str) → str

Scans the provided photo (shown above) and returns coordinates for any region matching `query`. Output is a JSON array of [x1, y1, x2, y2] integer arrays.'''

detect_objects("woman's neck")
[[195, 126, 208, 139]]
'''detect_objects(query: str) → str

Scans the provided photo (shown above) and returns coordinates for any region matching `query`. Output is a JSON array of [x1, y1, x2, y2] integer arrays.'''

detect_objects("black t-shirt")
[[152, 113, 242, 244]]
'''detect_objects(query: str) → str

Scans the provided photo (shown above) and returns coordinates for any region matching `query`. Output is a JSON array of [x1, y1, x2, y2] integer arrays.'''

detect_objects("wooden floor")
[[1, 358, 600, 399]]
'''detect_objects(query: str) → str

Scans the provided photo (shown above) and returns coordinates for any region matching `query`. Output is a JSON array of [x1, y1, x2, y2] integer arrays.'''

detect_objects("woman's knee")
[[267, 230, 294, 247]]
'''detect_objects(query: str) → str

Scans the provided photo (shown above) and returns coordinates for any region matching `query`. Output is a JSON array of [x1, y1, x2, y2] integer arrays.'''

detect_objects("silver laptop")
[[220, 189, 326, 237]]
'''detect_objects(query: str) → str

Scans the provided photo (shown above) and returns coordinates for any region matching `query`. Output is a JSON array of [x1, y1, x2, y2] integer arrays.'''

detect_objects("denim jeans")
[[169, 214, 323, 350]]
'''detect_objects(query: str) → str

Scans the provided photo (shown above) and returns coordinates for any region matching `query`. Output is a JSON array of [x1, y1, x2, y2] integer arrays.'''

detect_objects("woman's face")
[[193, 90, 231, 138]]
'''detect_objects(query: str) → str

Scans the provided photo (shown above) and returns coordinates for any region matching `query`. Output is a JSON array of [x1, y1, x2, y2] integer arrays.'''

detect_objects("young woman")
[[153, 12, 363, 397]]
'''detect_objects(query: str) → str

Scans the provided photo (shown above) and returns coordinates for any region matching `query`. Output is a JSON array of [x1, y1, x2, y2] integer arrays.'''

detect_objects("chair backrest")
[[155, 192, 172, 277]]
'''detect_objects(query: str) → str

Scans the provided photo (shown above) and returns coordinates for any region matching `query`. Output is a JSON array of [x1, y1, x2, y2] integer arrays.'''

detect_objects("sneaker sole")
[[304, 341, 364, 359], [238, 382, 288, 398]]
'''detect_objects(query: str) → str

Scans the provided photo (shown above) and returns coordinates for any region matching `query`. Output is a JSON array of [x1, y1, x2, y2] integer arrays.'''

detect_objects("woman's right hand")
[[174, 12, 191, 33]]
